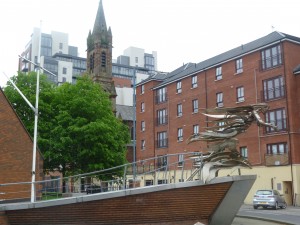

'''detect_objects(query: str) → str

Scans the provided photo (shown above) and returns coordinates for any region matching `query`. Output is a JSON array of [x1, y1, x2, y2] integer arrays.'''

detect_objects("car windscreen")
[[256, 190, 272, 195]]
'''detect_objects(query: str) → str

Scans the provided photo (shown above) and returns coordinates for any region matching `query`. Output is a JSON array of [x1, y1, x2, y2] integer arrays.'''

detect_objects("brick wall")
[[0, 88, 43, 202], [4, 182, 232, 225]]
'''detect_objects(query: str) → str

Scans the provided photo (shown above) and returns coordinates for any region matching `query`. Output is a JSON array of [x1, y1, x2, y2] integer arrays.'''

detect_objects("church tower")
[[87, 0, 116, 111]]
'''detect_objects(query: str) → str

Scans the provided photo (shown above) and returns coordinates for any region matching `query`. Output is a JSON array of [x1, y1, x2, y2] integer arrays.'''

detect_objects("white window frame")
[[192, 99, 198, 113], [236, 58, 243, 74], [216, 92, 223, 107], [176, 81, 182, 93], [141, 102, 145, 112], [216, 66, 222, 80], [193, 124, 199, 134], [141, 121, 145, 131], [177, 103, 183, 117], [237, 86, 245, 102], [177, 128, 183, 141], [192, 75, 197, 88]]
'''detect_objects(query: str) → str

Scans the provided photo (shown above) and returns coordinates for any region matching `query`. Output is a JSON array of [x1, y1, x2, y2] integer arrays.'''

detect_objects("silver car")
[[253, 189, 286, 209]]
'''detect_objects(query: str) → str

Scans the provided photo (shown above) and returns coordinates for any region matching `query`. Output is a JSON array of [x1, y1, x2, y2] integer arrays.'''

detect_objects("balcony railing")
[[260, 53, 283, 71], [265, 118, 287, 134], [156, 138, 168, 148], [156, 115, 168, 126], [265, 153, 289, 166], [261, 85, 285, 102], [155, 93, 168, 104]]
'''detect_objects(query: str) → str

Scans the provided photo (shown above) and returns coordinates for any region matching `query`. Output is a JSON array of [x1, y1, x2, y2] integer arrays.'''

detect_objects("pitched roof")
[[116, 104, 134, 121], [153, 31, 300, 89]]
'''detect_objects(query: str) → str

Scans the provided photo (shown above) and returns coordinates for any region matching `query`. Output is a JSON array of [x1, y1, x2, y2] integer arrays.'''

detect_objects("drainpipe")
[[254, 68, 262, 165], [281, 41, 295, 205]]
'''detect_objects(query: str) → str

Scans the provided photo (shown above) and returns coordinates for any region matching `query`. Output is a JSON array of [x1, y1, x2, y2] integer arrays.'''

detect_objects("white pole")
[[31, 21, 42, 203]]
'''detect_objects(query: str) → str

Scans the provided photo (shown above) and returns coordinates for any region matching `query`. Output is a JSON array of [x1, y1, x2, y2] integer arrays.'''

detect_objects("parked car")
[[85, 184, 102, 194], [253, 189, 286, 209]]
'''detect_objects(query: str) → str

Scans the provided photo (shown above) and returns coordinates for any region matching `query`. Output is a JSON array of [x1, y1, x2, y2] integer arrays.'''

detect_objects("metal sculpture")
[[187, 103, 277, 183]]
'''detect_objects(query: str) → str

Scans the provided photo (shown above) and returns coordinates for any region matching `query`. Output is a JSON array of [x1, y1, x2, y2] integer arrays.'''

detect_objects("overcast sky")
[[0, 0, 300, 86]]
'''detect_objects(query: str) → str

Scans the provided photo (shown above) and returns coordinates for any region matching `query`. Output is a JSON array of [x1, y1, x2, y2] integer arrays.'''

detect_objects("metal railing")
[[0, 152, 203, 203]]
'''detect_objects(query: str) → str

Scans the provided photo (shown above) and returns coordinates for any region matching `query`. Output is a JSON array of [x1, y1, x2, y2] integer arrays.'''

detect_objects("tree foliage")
[[4, 73, 130, 178]]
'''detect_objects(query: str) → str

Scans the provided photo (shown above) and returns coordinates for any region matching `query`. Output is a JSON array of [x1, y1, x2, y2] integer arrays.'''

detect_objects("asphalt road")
[[232, 217, 286, 225], [232, 204, 300, 225]]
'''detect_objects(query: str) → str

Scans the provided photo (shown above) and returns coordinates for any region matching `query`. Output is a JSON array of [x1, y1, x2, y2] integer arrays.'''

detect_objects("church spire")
[[92, 0, 107, 38], [87, 0, 116, 113]]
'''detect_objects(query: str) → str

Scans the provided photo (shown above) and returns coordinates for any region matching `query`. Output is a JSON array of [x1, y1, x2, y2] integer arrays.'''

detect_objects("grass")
[[41, 192, 63, 200]]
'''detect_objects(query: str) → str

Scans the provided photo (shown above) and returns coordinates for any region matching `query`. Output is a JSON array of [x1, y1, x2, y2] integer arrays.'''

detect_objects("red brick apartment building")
[[136, 31, 300, 205], [0, 88, 43, 202]]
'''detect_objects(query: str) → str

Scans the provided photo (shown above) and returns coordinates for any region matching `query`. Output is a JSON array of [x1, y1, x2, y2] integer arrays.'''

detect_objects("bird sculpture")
[[186, 103, 277, 183]]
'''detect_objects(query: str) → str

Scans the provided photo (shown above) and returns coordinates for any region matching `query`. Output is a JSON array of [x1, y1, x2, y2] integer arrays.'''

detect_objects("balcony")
[[156, 115, 168, 126], [265, 153, 289, 166], [155, 93, 168, 104], [260, 53, 283, 71], [265, 118, 287, 134], [156, 138, 168, 148], [261, 85, 285, 102]]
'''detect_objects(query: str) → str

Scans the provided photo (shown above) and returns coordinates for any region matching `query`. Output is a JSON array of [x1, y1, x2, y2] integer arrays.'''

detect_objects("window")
[[135, 57, 138, 63], [261, 45, 282, 70], [176, 81, 182, 93], [178, 154, 184, 166], [216, 66, 222, 80], [141, 121, 145, 131], [265, 108, 287, 133], [263, 76, 285, 101], [192, 75, 197, 88], [89, 53, 95, 71], [157, 132, 168, 148], [141, 102, 145, 112], [193, 124, 199, 134], [141, 85, 145, 94], [145, 180, 153, 186], [177, 103, 183, 117], [237, 86, 245, 102], [218, 121, 225, 131], [62, 77, 66, 83], [141, 140, 145, 150], [59, 42, 63, 50], [192, 99, 198, 113], [156, 87, 167, 103], [157, 155, 168, 169], [177, 128, 183, 141], [267, 143, 288, 154], [63, 67, 67, 74], [240, 146, 248, 158], [236, 58, 243, 73], [216, 92, 223, 107], [101, 52, 106, 67], [157, 109, 167, 125]]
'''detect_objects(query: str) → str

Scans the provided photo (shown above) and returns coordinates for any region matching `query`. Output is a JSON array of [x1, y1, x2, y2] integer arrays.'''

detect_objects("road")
[[232, 204, 300, 225]]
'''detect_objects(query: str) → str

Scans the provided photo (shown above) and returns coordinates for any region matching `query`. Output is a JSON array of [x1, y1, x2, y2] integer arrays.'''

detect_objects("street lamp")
[[3, 51, 56, 203]]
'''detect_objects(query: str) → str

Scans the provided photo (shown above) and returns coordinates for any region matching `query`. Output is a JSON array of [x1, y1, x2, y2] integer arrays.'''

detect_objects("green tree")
[[4, 73, 130, 179], [4, 72, 55, 137]]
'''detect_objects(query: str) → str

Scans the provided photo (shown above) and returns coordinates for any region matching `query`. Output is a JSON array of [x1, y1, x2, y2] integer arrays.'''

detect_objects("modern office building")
[[118, 46, 157, 72], [19, 28, 86, 85], [136, 31, 300, 205]]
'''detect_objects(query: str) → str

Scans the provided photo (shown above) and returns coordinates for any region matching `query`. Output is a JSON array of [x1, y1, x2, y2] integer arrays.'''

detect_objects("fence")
[[0, 152, 203, 203]]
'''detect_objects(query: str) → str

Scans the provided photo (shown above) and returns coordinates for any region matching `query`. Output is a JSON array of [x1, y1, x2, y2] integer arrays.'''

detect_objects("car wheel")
[[273, 202, 278, 210], [253, 206, 258, 209], [280, 202, 287, 209]]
